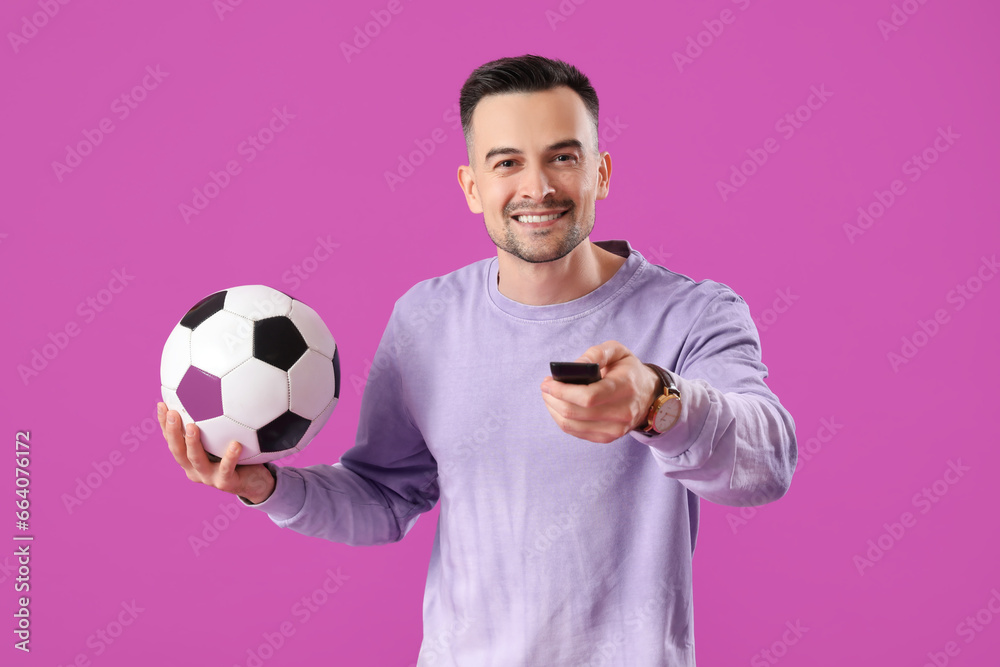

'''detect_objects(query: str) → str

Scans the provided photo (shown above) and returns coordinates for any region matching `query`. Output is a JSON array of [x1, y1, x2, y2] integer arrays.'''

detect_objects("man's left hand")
[[540, 340, 660, 444]]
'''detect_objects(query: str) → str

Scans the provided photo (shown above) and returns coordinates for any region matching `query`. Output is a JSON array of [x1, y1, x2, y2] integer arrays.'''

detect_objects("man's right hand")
[[157, 402, 276, 504]]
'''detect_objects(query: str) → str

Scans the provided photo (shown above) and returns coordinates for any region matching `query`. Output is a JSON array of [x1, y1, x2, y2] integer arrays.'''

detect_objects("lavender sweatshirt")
[[240, 239, 798, 666]]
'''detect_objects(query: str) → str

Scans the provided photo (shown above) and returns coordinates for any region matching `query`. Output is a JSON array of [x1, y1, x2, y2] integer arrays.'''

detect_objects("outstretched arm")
[[540, 288, 797, 507]]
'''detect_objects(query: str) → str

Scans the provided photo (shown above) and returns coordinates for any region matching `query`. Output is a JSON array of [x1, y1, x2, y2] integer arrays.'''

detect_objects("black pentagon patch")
[[332, 346, 340, 399], [258, 411, 311, 453], [254, 316, 307, 371], [180, 291, 227, 330]]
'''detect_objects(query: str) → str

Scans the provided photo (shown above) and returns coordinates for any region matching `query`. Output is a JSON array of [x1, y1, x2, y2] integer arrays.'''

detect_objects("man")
[[159, 54, 797, 666]]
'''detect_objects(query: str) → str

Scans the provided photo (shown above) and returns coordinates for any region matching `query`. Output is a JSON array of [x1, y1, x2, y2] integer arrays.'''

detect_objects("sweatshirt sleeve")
[[237, 302, 440, 546], [628, 288, 797, 507]]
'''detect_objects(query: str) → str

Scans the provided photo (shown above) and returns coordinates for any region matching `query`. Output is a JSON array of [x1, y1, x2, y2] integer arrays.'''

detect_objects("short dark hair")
[[459, 54, 600, 163]]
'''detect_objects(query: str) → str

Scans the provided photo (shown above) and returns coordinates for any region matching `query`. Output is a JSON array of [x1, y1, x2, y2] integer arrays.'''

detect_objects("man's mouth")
[[512, 210, 568, 223]]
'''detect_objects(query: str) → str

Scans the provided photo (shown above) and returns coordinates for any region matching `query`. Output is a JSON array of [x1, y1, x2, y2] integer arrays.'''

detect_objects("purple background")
[[3, 0, 999, 665]]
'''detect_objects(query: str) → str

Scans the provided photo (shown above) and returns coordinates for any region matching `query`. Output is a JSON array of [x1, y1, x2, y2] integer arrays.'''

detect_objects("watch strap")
[[644, 363, 678, 397], [639, 363, 679, 434]]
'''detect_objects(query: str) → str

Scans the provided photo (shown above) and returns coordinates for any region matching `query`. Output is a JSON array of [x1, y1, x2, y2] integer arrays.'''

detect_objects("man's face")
[[457, 86, 611, 264]]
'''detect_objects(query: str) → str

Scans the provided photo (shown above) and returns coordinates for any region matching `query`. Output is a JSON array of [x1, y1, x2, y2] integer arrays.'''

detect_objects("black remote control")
[[550, 361, 602, 385]]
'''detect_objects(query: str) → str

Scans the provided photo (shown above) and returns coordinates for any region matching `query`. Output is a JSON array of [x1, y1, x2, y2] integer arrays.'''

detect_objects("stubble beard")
[[489, 205, 594, 264]]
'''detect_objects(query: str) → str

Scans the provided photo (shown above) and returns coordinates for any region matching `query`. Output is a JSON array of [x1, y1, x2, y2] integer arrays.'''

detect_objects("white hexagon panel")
[[224, 284, 293, 321], [159, 285, 341, 464], [197, 416, 261, 462], [190, 310, 254, 378], [223, 359, 289, 430], [289, 350, 339, 420], [160, 325, 191, 391], [288, 299, 337, 358]]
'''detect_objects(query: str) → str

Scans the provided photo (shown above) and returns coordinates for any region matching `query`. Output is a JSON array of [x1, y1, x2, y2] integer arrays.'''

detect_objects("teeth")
[[516, 212, 563, 223]]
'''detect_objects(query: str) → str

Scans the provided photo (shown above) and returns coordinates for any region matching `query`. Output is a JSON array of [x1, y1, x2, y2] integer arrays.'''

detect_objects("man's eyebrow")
[[483, 139, 585, 166]]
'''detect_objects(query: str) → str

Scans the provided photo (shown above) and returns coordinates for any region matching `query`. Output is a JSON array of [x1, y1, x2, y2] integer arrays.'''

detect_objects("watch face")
[[654, 397, 681, 432]]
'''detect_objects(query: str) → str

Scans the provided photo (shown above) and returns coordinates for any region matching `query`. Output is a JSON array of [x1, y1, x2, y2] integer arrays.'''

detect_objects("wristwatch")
[[637, 363, 682, 435]]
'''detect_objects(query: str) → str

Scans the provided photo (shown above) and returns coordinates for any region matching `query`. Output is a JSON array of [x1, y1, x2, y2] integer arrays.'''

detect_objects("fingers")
[[541, 388, 615, 423], [542, 382, 634, 443], [217, 441, 241, 485], [542, 374, 620, 409], [159, 404, 195, 471], [184, 421, 214, 476], [158, 402, 252, 495], [542, 398, 620, 444]]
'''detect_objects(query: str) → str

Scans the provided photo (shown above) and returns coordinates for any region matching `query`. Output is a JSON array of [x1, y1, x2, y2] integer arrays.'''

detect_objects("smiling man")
[[159, 54, 797, 666], [459, 84, 626, 308]]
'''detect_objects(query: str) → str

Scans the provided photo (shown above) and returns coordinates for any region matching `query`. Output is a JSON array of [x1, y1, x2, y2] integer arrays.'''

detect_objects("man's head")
[[456, 55, 611, 265]]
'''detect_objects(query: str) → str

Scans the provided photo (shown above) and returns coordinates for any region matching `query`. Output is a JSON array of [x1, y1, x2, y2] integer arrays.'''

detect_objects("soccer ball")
[[159, 285, 340, 464]]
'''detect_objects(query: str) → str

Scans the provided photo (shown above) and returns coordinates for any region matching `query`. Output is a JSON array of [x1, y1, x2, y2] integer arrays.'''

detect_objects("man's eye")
[[498, 160, 515, 168]]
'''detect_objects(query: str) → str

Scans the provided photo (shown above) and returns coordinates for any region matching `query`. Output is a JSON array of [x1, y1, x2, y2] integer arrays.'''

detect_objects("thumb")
[[575, 340, 628, 369]]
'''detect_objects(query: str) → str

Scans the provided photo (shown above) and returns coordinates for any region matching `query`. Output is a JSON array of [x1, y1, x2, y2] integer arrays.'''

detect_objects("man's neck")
[[496, 241, 627, 306]]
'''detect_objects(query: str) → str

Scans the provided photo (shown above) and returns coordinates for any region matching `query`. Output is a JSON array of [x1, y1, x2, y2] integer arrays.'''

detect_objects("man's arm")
[[239, 302, 440, 546], [629, 288, 798, 507]]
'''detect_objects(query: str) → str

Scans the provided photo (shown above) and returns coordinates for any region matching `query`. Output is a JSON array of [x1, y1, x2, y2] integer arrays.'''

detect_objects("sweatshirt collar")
[[485, 240, 645, 321]]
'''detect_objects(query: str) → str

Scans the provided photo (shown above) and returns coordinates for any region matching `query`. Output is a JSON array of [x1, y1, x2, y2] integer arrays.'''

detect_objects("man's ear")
[[457, 164, 484, 214], [595, 151, 612, 201]]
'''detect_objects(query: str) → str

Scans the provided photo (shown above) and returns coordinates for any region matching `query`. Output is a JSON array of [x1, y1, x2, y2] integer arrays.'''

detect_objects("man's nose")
[[517, 163, 555, 202]]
